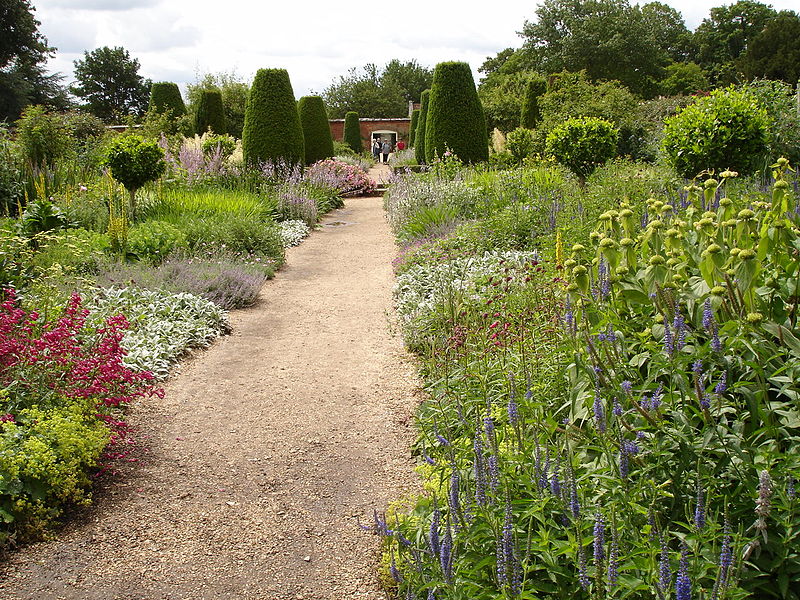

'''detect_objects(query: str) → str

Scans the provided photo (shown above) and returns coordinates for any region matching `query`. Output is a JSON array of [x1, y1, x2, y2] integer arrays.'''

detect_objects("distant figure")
[[381, 140, 391, 163], [397, 140, 406, 151], [372, 138, 381, 161]]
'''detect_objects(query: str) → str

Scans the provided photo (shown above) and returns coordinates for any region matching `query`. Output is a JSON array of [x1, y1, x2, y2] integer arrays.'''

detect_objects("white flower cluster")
[[88, 287, 228, 380], [278, 219, 311, 248], [393, 250, 539, 325]]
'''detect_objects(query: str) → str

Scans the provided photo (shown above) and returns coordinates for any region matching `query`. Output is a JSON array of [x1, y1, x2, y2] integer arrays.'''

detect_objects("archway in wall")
[[371, 129, 398, 147]]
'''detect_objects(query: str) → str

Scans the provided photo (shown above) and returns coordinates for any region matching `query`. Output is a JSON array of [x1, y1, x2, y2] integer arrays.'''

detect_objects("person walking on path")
[[381, 140, 391, 164], [372, 138, 381, 162]]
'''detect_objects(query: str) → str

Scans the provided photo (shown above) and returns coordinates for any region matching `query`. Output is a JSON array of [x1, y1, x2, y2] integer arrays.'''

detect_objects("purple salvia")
[[423, 451, 436, 466], [613, 396, 623, 417], [712, 517, 733, 598], [427, 589, 436, 600], [540, 449, 551, 491], [619, 449, 629, 480], [500, 504, 521, 596], [473, 434, 487, 506], [715, 372, 727, 395], [570, 472, 581, 519], [663, 321, 674, 357], [594, 513, 605, 566], [703, 298, 714, 329], [448, 470, 461, 524], [484, 415, 496, 447], [659, 532, 671, 592], [694, 485, 706, 529], [508, 373, 519, 426], [673, 310, 687, 353], [488, 454, 500, 492], [676, 544, 692, 600], [593, 388, 607, 433], [564, 296, 574, 330], [550, 459, 562, 497], [622, 440, 641, 455], [693, 360, 703, 378], [429, 508, 441, 559], [700, 393, 711, 410], [578, 538, 590, 590], [607, 525, 619, 587], [390, 549, 403, 583], [651, 384, 664, 411], [440, 523, 453, 582], [621, 380, 633, 396]]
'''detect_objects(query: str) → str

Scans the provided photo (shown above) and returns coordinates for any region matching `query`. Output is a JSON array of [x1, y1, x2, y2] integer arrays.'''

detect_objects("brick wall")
[[329, 118, 411, 151]]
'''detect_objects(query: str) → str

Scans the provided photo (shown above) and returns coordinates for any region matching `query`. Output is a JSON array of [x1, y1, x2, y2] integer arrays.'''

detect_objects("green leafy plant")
[[126, 220, 188, 264], [520, 74, 547, 129], [343, 111, 362, 154], [298, 95, 334, 165], [14, 105, 74, 168], [546, 117, 618, 183], [661, 86, 771, 178], [505, 127, 536, 163]]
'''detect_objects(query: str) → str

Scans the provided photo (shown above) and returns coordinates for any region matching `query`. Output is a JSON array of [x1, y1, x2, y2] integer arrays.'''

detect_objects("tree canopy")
[[0, 0, 68, 121], [322, 60, 433, 118], [72, 46, 151, 122], [739, 10, 800, 84]]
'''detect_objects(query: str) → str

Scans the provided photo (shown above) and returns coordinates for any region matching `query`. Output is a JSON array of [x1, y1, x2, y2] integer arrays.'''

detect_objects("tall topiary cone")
[[298, 95, 334, 165], [409, 109, 420, 147], [195, 89, 226, 135], [343, 111, 362, 153], [414, 90, 430, 165], [242, 69, 305, 166], [148, 82, 187, 118], [425, 62, 488, 164], [520, 75, 547, 129]]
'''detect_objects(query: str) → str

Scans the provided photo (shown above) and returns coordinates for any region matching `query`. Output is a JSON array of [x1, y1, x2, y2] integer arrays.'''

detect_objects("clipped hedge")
[[425, 62, 488, 164], [242, 68, 305, 166], [661, 87, 771, 178], [194, 89, 226, 135], [343, 111, 362, 154], [409, 108, 420, 147], [148, 82, 187, 118], [298, 95, 334, 165], [414, 90, 430, 165], [520, 74, 546, 129]]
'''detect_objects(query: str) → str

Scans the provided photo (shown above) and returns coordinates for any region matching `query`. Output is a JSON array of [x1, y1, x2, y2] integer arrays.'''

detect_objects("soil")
[[0, 164, 422, 600]]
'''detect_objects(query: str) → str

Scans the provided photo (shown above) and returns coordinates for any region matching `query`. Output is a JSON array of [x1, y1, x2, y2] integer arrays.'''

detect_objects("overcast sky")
[[32, 0, 800, 98]]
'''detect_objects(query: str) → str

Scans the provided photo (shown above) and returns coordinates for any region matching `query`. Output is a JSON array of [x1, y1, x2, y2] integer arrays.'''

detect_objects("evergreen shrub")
[[194, 89, 226, 135], [343, 111, 362, 154], [298, 96, 334, 165], [520, 74, 546, 129], [409, 109, 420, 147], [414, 90, 430, 165], [148, 82, 187, 118], [242, 69, 305, 166], [425, 62, 488, 164]]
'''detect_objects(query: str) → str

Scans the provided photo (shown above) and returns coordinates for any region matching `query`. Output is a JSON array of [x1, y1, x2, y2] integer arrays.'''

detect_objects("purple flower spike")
[[659, 532, 671, 592], [676, 544, 692, 600], [608, 526, 619, 587], [594, 513, 605, 566], [593, 388, 607, 433]]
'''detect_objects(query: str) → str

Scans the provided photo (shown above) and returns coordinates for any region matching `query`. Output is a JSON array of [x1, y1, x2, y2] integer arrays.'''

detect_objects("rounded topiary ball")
[[661, 87, 770, 179], [546, 117, 618, 181]]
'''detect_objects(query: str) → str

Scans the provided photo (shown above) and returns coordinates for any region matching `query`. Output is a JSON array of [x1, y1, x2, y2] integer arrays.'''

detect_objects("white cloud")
[[39, 0, 159, 10]]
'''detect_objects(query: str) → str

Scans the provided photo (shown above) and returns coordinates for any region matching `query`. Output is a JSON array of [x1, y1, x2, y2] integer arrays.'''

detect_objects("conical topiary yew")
[[425, 62, 488, 164], [148, 82, 187, 118], [242, 68, 305, 166], [409, 108, 420, 147], [414, 90, 430, 165], [298, 95, 334, 165], [521, 74, 547, 129], [195, 88, 226, 135], [343, 111, 362, 154]]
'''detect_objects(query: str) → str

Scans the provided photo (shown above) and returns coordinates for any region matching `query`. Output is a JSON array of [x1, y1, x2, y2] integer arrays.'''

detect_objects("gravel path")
[[0, 165, 421, 599]]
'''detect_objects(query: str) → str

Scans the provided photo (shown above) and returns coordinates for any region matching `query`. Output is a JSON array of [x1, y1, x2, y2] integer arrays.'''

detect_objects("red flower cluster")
[[0, 289, 163, 417]]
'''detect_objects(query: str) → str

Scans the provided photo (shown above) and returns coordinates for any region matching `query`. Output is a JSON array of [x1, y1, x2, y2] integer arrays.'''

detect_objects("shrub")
[[520, 74, 546, 129], [194, 88, 226, 135], [201, 133, 237, 160], [425, 62, 488, 164], [660, 61, 710, 96], [741, 79, 800, 166], [298, 95, 334, 165], [305, 158, 375, 197], [661, 87, 771, 178], [103, 135, 166, 218], [415, 90, 430, 165], [126, 220, 188, 264], [0, 125, 23, 215], [32, 228, 111, 275], [343, 111, 362, 154], [505, 127, 536, 162], [14, 106, 74, 168], [242, 68, 305, 166], [148, 82, 187, 118], [409, 109, 420, 147], [546, 116, 618, 182], [182, 213, 285, 266]]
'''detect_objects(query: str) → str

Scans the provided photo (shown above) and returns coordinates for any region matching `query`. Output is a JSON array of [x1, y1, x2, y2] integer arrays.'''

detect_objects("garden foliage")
[[194, 88, 226, 136], [415, 90, 430, 165], [425, 62, 488, 164], [546, 117, 619, 181], [520, 75, 546, 129], [148, 82, 187, 119], [410, 109, 420, 148]]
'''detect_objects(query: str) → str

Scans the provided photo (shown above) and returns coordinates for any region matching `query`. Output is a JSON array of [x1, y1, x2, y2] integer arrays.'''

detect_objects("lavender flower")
[[488, 454, 500, 492], [508, 373, 519, 426], [700, 393, 711, 410], [663, 322, 674, 357], [651, 384, 664, 411], [673, 310, 687, 353], [712, 518, 733, 598], [497, 504, 520, 596], [449, 470, 461, 523], [423, 451, 436, 466], [715, 372, 727, 395], [564, 296, 575, 331], [570, 473, 581, 519], [550, 461, 562, 497], [593, 388, 607, 433], [703, 299, 722, 352], [484, 416, 496, 448], [753, 470, 773, 541], [427, 589, 436, 600], [676, 545, 692, 600], [692, 360, 703, 378], [390, 550, 403, 582], [613, 397, 623, 417], [619, 449, 629, 480], [659, 533, 671, 592], [597, 259, 610, 300], [621, 380, 633, 396], [702, 298, 714, 329]]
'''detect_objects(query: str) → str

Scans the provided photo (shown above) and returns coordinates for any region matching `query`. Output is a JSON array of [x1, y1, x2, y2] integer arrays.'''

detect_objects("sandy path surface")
[[0, 165, 420, 600]]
